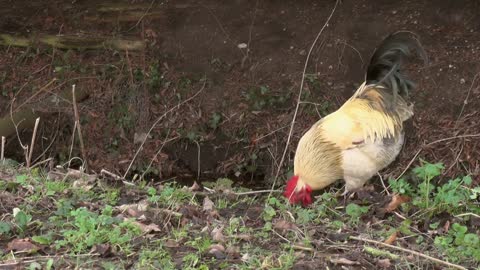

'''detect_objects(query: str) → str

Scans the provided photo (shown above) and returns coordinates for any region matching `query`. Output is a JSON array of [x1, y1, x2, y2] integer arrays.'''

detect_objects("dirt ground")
[[1, 1, 480, 269], [1, 0, 480, 186]]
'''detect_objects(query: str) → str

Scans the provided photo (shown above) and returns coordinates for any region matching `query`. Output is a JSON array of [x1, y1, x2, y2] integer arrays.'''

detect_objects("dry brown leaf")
[[7, 238, 40, 253], [164, 239, 179, 248], [209, 243, 225, 252], [209, 244, 226, 259], [273, 219, 297, 231], [203, 197, 215, 212], [377, 258, 391, 268], [189, 181, 202, 191], [385, 194, 411, 212], [443, 220, 451, 232], [329, 257, 360, 265], [130, 221, 161, 233], [232, 234, 252, 241], [384, 231, 398, 245], [211, 226, 225, 242], [91, 244, 111, 256]]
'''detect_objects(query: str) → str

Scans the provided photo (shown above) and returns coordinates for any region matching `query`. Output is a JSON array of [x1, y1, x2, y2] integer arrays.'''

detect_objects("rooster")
[[284, 31, 427, 206]]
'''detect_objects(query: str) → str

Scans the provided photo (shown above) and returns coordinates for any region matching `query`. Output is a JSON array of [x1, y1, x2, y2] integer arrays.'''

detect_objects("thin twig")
[[350, 236, 467, 270], [123, 78, 207, 178], [395, 133, 480, 180], [26, 118, 40, 168], [140, 133, 179, 180], [378, 172, 390, 195], [100, 169, 135, 186], [234, 189, 282, 196], [72, 84, 88, 172], [455, 212, 480, 219], [270, 0, 340, 195], [1, 136, 5, 163], [68, 120, 77, 162], [455, 72, 479, 128], [241, 0, 258, 68], [194, 140, 201, 181], [30, 157, 53, 170], [126, 0, 156, 32], [272, 229, 314, 252]]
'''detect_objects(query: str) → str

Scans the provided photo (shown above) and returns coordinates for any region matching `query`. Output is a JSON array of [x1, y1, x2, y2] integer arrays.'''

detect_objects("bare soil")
[[1, 0, 479, 201]]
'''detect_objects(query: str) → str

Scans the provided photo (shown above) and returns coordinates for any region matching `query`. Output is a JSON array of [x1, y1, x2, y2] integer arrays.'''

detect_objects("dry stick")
[[123, 79, 207, 179], [140, 133, 179, 180], [395, 133, 480, 181], [269, 0, 340, 196], [350, 236, 467, 270], [30, 157, 53, 169], [234, 189, 282, 196], [72, 84, 88, 172], [1, 136, 5, 163], [26, 117, 40, 168], [68, 120, 78, 162], [455, 72, 480, 129], [194, 140, 201, 181]]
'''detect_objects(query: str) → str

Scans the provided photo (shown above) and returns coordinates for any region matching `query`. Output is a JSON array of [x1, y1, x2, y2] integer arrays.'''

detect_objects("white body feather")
[[342, 133, 404, 191]]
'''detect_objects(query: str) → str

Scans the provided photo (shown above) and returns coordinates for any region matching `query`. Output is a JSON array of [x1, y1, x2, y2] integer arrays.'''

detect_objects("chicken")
[[284, 31, 427, 206]]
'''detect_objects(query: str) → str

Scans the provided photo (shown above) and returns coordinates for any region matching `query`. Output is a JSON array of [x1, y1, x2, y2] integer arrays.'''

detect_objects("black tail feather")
[[366, 31, 427, 97]]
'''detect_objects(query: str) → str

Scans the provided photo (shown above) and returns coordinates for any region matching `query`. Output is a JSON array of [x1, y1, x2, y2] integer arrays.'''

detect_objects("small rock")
[[299, 49, 306, 55], [460, 78, 466, 84], [237, 43, 247, 49]]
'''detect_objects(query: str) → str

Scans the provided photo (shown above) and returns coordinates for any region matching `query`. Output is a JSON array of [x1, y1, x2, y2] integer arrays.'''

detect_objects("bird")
[[284, 31, 427, 206]]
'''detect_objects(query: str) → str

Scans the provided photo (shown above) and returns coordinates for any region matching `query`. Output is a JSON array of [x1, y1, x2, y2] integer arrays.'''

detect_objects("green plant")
[[147, 183, 194, 207], [13, 208, 32, 235], [434, 223, 480, 263], [182, 253, 209, 270], [244, 85, 291, 111], [137, 246, 175, 270], [413, 161, 444, 208], [209, 112, 222, 130], [345, 203, 369, 224], [55, 206, 141, 254], [389, 177, 414, 195], [186, 236, 212, 253]]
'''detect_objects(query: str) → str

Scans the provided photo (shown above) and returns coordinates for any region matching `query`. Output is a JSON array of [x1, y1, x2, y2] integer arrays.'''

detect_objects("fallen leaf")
[[209, 244, 226, 259], [127, 220, 161, 233], [384, 231, 398, 245], [209, 243, 225, 252], [232, 234, 252, 241], [91, 244, 111, 256], [226, 245, 240, 256], [7, 238, 40, 253], [203, 197, 215, 212], [189, 181, 202, 191], [377, 258, 391, 268], [117, 200, 149, 217], [443, 220, 450, 232], [385, 194, 411, 212], [211, 226, 225, 242], [164, 239, 179, 248], [273, 219, 297, 231], [329, 257, 359, 265]]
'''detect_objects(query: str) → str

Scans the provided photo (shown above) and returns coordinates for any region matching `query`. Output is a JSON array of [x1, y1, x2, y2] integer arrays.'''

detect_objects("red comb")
[[283, 175, 299, 201], [284, 175, 313, 206]]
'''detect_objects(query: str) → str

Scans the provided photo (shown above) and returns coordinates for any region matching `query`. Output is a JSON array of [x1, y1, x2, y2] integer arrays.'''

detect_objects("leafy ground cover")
[[0, 160, 479, 269]]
